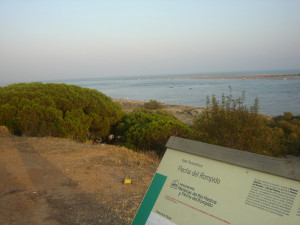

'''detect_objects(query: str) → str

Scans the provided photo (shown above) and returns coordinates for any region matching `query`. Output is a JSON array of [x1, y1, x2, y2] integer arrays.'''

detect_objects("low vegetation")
[[192, 92, 282, 156], [192, 91, 299, 157], [143, 100, 163, 110], [0, 82, 299, 157], [269, 112, 300, 156], [115, 108, 192, 155], [0, 83, 123, 141]]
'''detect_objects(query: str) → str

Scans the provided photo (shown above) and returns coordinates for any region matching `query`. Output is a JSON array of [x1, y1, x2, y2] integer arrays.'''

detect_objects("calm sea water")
[[52, 75, 300, 116]]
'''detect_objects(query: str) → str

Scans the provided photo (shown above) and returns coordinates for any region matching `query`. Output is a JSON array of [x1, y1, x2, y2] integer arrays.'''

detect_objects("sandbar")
[[129, 73, 300, 80]]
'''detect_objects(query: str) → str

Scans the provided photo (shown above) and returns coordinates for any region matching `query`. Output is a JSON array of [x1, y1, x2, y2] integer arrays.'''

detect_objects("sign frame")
[[166, 136, 300, 180], [131, 136, 300, 225]]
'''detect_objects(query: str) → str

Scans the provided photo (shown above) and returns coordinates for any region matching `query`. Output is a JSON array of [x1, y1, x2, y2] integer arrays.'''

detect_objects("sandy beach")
[[112, 98, 203, 125]]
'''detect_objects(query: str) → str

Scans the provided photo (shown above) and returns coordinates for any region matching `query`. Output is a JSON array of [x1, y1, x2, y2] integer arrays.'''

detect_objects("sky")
[[0, 0, 300, 83]]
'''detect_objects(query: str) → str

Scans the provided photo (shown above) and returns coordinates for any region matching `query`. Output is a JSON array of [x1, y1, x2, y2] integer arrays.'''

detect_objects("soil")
[[0, 126, 159, 225]]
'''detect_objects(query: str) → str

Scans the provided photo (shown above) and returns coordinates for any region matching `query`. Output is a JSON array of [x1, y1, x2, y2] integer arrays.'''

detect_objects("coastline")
[[127, 73, 300, 80], [112, 98, 203, 125]]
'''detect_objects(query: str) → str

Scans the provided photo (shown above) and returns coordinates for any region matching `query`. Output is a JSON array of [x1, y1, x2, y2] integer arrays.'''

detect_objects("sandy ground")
[[113, 99, 203, 125], [0, 126, 159, 225]]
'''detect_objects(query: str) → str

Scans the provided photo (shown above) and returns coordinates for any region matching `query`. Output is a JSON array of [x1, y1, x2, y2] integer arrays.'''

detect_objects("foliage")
[[192, 92, 282, 156], [143, 100, 163, 110], [268, 113, 300, 155], [134, 107, 176, 119], [0, 82, 123, 141], [116, 109, 192, 155]]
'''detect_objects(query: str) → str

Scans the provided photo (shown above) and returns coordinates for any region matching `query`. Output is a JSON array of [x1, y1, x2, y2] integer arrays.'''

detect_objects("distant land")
[[129, 73, 300, 80]]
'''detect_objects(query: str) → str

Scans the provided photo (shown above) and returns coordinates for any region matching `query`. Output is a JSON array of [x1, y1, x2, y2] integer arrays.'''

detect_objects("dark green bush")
[[0, 82, 123, 141], [143, 100, 163, 110], [116, 109, 192, 155], [192, 93, 282, 156]]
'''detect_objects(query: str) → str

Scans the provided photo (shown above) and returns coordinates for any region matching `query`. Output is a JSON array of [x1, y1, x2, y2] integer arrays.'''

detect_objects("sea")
[[48, 73, 300, 117], [1, 71, 300, 116]]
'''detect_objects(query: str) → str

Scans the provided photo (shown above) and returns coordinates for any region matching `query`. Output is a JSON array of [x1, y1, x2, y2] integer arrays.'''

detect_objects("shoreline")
[[112, 98, 204, 125], [127, 73, 300, 80]]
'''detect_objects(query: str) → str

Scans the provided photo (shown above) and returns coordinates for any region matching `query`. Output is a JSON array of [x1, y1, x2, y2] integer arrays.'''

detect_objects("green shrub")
[[18, 103, 63, 137], [192, 92, 281, 156], [133, 107, 176, 119], [0, 82, 123, 141], [270, 113, 300, 155], [0, 103, 20, 135], [143, 100, 163, 110], [116, 109, 192, 155]]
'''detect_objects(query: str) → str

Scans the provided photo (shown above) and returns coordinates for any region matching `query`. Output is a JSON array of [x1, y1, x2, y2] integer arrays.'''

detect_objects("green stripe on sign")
[[131, 173, 167, 225]]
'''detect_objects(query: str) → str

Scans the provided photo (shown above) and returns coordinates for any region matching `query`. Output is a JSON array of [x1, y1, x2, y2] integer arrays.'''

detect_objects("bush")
[[143, 100, 163, 110], [116, 109, 192, 155], [192, 92, 282, 156], [134, 107, 176, 119], [269, 113, 300, 155], [0, 82, 123, 141]]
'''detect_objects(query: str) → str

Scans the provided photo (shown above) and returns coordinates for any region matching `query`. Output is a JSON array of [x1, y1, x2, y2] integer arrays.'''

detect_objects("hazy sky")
[[1, 0, 300, 83]]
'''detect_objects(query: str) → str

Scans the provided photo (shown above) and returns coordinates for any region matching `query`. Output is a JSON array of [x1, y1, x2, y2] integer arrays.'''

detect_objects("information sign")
[[132, 137, 300, 225]]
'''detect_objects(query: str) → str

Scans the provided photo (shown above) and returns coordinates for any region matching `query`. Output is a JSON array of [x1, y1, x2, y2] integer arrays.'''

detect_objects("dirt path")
[[0, 126, 159, 225]]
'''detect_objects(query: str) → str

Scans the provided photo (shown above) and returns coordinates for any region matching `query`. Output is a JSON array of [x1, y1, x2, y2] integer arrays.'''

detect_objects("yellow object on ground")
[[124, 179, 132, 184]]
